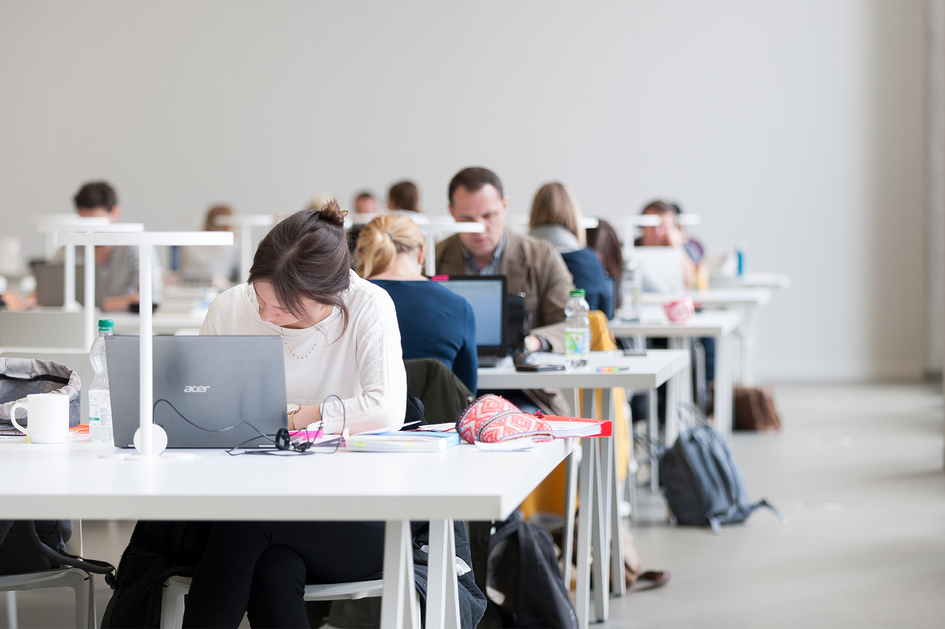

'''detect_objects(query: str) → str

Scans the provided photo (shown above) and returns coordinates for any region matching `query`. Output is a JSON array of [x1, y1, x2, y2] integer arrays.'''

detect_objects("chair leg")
[[58, 569, 92, 629], [6, 591, 17, 629]]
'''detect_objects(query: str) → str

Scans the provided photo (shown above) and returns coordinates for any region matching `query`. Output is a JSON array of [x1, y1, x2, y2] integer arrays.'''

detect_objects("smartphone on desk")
[[515, 363, 566, 372]]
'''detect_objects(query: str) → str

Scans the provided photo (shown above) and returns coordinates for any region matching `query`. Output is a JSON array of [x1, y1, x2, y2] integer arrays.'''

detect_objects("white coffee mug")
[[9, 393, 70, 444]]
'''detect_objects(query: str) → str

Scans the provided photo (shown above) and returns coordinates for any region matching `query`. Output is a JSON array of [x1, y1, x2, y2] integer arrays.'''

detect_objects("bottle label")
[[565, 328, 590, 356], [88, 390, 111, 427]]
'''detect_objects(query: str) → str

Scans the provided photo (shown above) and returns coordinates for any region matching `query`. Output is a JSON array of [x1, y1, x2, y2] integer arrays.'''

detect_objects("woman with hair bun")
[[356, 213, 477, 393], [184, 200, 406, 628]]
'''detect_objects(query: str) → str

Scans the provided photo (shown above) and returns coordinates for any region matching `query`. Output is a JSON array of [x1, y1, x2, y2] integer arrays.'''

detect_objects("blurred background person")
[[585, 218, 624, 312], [176, 204, 241, 288], [529, 182, 614, 318], [353, 190, 379, 215], [636, 200, 705, 289], [387, 180, 420, 213]]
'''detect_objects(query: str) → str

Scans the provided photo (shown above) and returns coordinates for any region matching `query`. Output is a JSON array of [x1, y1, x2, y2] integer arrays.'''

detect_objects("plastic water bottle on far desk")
[[88, 319, 114, 443], [565, 289, 590, 370], [621, 259, 642, 321]]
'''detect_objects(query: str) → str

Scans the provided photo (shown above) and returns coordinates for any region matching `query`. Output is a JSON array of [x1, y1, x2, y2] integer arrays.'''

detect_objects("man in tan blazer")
[[435, 167, 574, 415]]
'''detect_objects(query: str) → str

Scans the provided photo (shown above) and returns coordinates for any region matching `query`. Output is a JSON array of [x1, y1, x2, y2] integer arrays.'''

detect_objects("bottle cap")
[[570, 289, 586, 298], [98, 319, 114, 332]]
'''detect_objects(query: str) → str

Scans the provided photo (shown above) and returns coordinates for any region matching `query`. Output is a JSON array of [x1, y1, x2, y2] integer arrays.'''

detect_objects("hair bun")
[[317, 199, 347, 227]]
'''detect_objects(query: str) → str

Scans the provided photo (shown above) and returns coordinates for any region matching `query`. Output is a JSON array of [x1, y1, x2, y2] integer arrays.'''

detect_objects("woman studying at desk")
[[356, 213, 478, 393], [184, 200, 406, 628]]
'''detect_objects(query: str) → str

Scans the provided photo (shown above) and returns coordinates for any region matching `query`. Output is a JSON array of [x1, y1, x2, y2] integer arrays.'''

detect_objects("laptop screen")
[[431, 275, 507, 355]]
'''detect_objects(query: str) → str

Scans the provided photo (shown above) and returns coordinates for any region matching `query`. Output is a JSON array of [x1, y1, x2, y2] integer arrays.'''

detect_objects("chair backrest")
[[588, 311, 617, 351], [404, 358, 473, 425], [0, 311, 87, 349]]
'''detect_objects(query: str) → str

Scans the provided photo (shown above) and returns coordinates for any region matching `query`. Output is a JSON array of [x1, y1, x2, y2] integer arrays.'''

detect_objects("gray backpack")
[[0, 358, 82, 429], [657, 404, 788, 533]]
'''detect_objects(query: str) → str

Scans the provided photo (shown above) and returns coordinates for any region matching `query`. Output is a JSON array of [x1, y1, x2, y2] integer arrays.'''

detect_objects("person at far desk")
[[529, 182, 614, 319], [356, 213, 478, 394], [436, 167, 574, 415], [185, 200, 407, 628], [174, 204, 240, 288], [636, 199, 706, 290], [67, 181, 163, 311]]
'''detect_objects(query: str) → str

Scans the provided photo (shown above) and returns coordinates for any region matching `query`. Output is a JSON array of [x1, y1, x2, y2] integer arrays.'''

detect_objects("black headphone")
[[274, 428, 313, 452]]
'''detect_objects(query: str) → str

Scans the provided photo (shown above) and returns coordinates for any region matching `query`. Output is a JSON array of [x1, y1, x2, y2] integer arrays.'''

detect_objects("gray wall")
[[0, 0, 932, 381]]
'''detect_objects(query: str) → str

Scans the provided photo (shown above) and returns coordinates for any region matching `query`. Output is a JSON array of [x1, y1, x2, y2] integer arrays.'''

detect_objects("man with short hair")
[[71, 181, 162, 311], [436, 167, 574, 415], [352, 191, 378, 215]]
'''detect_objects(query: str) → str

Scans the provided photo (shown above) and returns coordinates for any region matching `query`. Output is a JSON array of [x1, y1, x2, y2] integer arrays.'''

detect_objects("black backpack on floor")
[[486, 516, 577, 628], [654, 404, 788, 533]]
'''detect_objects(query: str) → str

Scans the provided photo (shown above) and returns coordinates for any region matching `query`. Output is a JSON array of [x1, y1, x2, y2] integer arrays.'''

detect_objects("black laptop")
[[431, 275, 507, 368]]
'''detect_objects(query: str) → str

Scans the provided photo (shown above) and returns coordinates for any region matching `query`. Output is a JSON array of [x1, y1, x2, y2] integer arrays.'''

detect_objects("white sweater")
[[200, 271, 407, 434]]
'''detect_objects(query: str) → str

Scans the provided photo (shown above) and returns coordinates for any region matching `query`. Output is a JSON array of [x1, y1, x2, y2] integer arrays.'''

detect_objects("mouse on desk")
[[512, 350, 534, 366]]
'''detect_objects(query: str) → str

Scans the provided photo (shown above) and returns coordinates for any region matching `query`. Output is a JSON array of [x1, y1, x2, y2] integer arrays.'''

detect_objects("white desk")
[[0, 438, 572, 629], [642, 288, 774, 385], [478, 349, 689, 626], [109, 311, 208, 335], [709, 272, 790, 290], [609, 310, 743, 434]]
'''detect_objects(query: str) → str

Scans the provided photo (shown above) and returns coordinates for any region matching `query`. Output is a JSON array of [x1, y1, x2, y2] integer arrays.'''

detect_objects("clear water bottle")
[[88, 319, 114, 443], [621, 259, 642, 321], [565, 289, 590, 370]]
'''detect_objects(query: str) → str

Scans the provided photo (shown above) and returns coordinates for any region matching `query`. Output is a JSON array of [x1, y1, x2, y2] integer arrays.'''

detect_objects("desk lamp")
[[59, 231, 234, 458]]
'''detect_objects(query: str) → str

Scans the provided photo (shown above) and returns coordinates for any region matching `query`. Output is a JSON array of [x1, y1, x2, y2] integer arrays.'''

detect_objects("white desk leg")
[[666, 363, 679, 446], [603, 388, 626, 598], [427, 519, 459, 629], [84, 243, 96, 350], [575, 436, 595, 629], [63, 244, 79, 311], [625, 388, 639, 522], [647, 389, 659, 493], [380, 520, 418, 629], [425, 233, 436, 276], [590, 437, 608, 622], [562, 441, 578, 589], [715, 332, 733, 436], [240, 225, 253, 284], [739, 305, 759, 385]]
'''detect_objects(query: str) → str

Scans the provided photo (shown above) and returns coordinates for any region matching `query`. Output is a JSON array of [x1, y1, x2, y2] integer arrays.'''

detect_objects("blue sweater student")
[[356, 214, 478, 394]]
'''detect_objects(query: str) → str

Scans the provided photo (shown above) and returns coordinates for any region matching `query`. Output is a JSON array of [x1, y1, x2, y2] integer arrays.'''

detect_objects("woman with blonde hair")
[[529, 182, 614, 318], [356, 213, 477, 393]]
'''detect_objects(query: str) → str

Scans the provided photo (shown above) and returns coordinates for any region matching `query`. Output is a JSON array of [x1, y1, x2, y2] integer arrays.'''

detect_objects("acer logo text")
[[184, 386, 210, 393]]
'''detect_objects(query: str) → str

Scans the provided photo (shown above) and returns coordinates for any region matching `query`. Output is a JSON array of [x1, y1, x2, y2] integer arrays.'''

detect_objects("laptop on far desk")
[[31, 261, 105, 308], [105, 335, 288, 448], [431, 275, 507, 368]]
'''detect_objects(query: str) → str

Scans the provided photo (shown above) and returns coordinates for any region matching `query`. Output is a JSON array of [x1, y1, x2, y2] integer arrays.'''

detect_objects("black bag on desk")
[[0, 358, 82, 428], [658, 404, 787, 533]]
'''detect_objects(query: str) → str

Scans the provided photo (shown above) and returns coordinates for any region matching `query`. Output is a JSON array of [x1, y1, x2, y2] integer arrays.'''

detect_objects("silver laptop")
[[105, 335, 288, 448], [630, 247, 687, 293], [31, 261, 105, 308]]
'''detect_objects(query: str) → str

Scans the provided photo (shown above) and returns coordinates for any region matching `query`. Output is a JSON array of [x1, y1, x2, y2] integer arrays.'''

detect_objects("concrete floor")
[[2, 383, 943, 628]]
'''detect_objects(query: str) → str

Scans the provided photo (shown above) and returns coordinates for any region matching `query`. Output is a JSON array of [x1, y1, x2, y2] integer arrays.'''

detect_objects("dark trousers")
[[181, 521, 385, 628]]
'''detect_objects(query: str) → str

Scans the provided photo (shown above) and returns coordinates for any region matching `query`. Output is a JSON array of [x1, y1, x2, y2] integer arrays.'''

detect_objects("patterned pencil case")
[[456, 394, 553, 444]]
